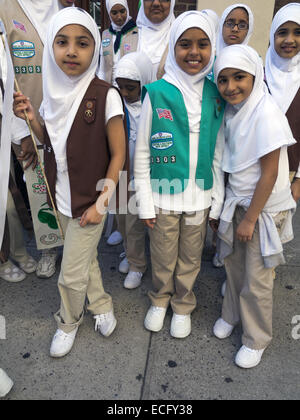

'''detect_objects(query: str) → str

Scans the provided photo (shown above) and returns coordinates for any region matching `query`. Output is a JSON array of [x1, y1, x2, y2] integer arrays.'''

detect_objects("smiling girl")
[[265, 3, 300, 202], [213, 45, 296, 369], [134, 11, 225, 339]]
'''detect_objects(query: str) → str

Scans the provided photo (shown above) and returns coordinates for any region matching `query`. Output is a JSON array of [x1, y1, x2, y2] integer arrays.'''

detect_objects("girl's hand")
[[80, 204, 103, 227], [236, 217, 256, 242], [142, 218, 156, 229], [291, 178, 300, 202], [13, 92, 35, 122], [209, 218, 219, 233]]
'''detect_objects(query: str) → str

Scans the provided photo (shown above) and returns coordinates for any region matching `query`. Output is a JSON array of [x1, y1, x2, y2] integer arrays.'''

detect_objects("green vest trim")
[[142, 78, 225, 194]]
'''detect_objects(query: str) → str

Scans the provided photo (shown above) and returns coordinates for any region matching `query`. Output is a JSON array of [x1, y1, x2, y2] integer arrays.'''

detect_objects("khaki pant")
[[117, 213, 147, 273], [222, 207, 287, 350], [55, 212, 112, 333], [149, 209, 209, 315]]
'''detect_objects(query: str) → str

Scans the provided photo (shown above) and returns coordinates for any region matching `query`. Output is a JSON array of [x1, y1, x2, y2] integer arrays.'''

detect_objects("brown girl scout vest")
[[44, 77, 129, 219], [286, 88, 300, 172]]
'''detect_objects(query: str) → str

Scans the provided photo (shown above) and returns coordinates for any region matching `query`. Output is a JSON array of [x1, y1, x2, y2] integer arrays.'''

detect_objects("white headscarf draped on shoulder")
[[106, 0, 131, 30], [214, 45, 295, 174], [265, 3, 300, 114], [17, 0, 66, 44], [163, 10, 216, 132], [39, 7, 100, 173], [216, 3, 254, 55], [137, 0, 175, 66]]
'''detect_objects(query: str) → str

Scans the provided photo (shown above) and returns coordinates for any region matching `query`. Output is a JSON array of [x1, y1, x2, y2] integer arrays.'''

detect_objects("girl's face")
[[110, 4, 128, 27], [217, 68, 254, 105], [116, 78, 141, 104], [144, 0, 171, 24], [175, 27, 211, 76], [53, 24, 95, 77], [274, 21, 300, 59], [222, 7, 249, 46], [59, 0, 76, 7]]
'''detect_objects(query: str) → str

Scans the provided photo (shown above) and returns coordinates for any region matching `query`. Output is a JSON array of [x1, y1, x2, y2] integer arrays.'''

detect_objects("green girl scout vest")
[[142, 78, 225, 194]]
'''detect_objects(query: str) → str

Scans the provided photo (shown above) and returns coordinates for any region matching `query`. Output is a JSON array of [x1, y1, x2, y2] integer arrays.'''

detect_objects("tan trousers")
[[55, 212, 112, 333], [117, 213, 147, 273], [149, 209, 209, 315], [222, 207, 288, 350]]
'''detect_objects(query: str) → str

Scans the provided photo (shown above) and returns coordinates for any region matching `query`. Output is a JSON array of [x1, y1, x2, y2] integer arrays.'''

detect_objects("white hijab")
[[39, 7, 100, 173], [17, 0, 64, 45], [163, 10, 216, 132], [106, 0, 131, 31], [137, 0, 175, 65], [214, 45, 295, 173], [265, 3, 300, 114], [216, 3, 254, 55], [202, 9, 219, 33]]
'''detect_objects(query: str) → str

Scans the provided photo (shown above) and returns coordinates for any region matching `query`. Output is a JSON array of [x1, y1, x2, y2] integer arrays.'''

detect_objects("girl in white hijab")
[[216, 3, 254, 55], [134, 11, 225, 339], [114, 52, 152, 290], [265, 3, 300, 202], [137, 0, 175, 81], [213, 44, 296, 369], [98, 0, 137, 84], [14, 7, 127, 358]]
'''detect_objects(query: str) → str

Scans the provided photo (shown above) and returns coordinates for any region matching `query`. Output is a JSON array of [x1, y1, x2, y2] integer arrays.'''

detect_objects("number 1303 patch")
[[151, 155, 176, 164]]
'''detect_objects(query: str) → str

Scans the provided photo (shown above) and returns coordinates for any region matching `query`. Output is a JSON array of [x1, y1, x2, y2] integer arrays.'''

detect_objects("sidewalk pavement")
[[0, 206, 299, 401]]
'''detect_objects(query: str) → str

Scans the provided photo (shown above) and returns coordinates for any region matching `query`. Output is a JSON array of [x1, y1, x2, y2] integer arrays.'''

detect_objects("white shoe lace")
[[94, 313, 110, 331]]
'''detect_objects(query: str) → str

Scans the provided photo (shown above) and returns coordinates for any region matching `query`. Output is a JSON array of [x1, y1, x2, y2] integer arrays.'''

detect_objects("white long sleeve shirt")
[[134, 93, 225, 220]]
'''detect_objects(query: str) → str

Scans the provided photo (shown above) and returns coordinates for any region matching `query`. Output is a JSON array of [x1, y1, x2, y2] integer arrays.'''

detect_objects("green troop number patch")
[[14, 65, 42, 74]]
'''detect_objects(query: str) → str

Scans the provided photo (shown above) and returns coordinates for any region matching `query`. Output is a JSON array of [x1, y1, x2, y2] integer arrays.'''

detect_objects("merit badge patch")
[[124, 44, 131, 52], [13, 20, 26, 32], [156, 108, 173, 121], [12, 40, 35, 59], [102, 38, 111, 48], [151, 132, 174, 150]]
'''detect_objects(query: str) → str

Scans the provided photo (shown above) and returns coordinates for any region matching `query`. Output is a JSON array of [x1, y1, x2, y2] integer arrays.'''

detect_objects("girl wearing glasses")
[[217, 3, 254, 55]]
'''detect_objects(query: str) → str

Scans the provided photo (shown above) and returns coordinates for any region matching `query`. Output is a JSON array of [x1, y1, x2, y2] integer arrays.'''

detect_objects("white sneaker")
[[107, 231, 123, 246], [0, 369, 14, 398], [235, 345, 266, 369], [18, 255, 37, 274], [36, 249, 57, 279], [221, 280, 226, 297], [144, 306, 167, 332], [124, 271, 143, 289], [213, 318, 234, 339], [170, 313, 191, 339], [0, 261, 26, 283], [94, 310, 117, 337], [119, 257, 129, 274], [50, 327, 78, 358]]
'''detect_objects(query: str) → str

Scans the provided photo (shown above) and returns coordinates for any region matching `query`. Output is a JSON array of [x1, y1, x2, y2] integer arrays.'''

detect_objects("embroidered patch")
[[13, 20, 26, 32], [12, 40, 35, 59], [156, 108, 173, 121], [151, 132, 174, 150], [124, 44, 131, 52], [102, 38, 111, 48]]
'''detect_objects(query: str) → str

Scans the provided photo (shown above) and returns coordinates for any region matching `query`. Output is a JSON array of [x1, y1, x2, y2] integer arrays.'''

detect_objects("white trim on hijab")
[[39, 7, 101, 173], [137, 0, 175, 65], [265, 2, 300, 114], [163, 10, 216, 132], [214, 44, 296, 174], [216, 3, 254, 55], [17, 0, 64, 45]]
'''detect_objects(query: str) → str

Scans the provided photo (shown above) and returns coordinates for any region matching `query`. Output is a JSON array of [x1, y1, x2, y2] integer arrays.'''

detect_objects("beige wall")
[[197, 0, 276, 62]]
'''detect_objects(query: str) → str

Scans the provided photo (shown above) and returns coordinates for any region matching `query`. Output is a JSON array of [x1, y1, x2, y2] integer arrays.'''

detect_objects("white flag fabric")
[[0, 19, 14, 249]]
